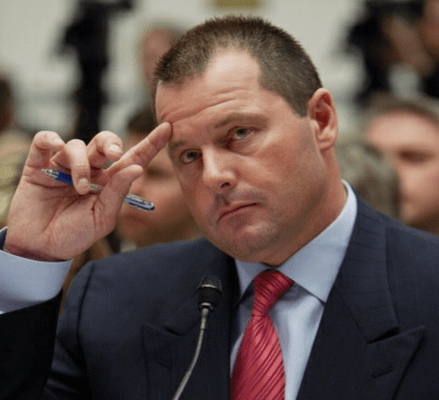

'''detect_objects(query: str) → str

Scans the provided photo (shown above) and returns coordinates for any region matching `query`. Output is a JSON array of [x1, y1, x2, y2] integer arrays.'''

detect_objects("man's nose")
[[201, 148, 237, 192]]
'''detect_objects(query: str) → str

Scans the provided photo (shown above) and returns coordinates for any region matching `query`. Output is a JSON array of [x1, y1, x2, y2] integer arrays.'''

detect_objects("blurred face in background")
[[366, 111, 439, 234], [117, 132, 197, 248], [140, 30, 174, 88], [419, 0, 439, 59]]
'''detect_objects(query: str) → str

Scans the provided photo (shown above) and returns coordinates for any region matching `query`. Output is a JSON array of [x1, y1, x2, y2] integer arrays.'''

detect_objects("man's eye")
[[400, 151, 430, 164], [233, 127, 252, 140], [180, 149, 201, 164]]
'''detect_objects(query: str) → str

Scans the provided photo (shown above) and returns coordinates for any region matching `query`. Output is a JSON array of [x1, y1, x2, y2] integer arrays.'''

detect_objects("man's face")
[[156, 51, 339, 266], [117, 133, 195, 247], [366, 111, 439, 232]]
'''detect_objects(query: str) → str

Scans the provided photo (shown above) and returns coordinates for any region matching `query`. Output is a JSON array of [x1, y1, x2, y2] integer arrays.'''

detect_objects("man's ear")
[[306, 88, 338, 151]]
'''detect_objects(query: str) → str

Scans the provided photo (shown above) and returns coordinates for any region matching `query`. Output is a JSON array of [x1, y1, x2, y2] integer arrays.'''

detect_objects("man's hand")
[[4, 123, 172, 261]]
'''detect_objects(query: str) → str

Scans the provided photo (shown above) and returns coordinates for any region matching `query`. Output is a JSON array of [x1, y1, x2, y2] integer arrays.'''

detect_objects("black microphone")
[[171, 276, 223, 400]]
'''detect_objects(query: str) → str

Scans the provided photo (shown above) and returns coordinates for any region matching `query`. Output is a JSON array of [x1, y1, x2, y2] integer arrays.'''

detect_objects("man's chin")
[[207, 225, 275, 260]]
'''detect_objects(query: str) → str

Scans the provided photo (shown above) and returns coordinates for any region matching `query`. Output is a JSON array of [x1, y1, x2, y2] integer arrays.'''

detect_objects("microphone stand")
[[171, 307, 211, 400]]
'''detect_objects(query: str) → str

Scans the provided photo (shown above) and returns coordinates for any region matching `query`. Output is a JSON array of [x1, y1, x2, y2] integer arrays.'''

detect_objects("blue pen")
[[41, 169, 155, 211]]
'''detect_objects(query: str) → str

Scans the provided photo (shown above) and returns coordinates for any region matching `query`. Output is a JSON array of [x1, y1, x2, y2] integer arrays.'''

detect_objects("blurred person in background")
[[346, 0, 439, 106], [116, 105, 199, 250], [417, 0, 439, 96], [0, 74, 31, 229], [60, 0, 133, 143], [136, 21, 186, 102], [363, 94, 439, 234], [336, 133, 401, 219]]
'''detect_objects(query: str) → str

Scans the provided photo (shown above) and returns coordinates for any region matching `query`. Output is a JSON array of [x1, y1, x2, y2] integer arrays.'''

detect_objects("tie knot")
[[253, 270, 293, 316]]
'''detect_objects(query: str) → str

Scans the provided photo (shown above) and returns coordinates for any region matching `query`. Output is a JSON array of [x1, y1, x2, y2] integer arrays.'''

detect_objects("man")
[[0, 75, 31, 229], [134, 22, 186, 108], [364, 95, 439, 234], [138, 23, 185, 91], [335, 133, 401, 219], [2, 16, 439, 400]]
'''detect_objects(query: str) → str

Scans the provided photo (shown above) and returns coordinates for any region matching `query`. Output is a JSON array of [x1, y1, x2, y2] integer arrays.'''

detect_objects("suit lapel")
[[142, 246, 239, 400], [297, 198, 424, 400]]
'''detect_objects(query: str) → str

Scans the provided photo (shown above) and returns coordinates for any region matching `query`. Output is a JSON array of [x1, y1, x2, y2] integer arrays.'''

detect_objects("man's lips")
[[217, 203, 257, 222]]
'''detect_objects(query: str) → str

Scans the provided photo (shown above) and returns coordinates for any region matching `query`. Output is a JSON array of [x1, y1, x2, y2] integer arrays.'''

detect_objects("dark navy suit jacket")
[[0, 294, 60, 400], [40, 196, 439, 399]]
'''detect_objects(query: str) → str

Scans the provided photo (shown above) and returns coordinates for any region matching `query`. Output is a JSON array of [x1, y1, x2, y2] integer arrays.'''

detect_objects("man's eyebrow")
[[213, 113, 262, 129], [168, 139, 187, 155]]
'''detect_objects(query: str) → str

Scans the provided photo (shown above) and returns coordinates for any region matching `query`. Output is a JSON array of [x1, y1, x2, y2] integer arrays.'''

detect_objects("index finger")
[[107, 122, 172, 176]]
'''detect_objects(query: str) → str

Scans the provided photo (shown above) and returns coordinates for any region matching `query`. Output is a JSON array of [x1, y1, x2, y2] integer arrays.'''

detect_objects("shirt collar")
[[235, 181, 357, 303]]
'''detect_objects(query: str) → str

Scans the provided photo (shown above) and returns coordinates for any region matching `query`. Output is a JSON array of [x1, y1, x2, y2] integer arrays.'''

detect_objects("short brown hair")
[[152, 16, 322, 116], [361, 94, 439, 133]]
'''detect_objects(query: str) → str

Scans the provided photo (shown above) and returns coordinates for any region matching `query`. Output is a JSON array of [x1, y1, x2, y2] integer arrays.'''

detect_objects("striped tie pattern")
[[231, 270, 294, 400]]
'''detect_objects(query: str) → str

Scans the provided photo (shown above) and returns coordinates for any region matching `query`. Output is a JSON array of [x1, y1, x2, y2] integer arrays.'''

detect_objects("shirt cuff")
[[0, 227, 72, 313]]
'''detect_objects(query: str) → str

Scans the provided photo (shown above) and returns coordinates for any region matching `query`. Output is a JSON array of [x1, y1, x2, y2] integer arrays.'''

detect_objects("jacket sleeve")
[[0, 293, 61, 400], [41, 263, 96, 400]]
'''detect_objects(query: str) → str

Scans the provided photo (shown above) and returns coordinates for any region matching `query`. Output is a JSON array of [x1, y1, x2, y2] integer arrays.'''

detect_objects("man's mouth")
[[218, 202, 257, 222]]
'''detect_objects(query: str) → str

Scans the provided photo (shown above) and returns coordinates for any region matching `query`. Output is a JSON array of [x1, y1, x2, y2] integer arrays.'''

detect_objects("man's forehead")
[[155, 50, 261, 118], [155, 80, 191, 123]]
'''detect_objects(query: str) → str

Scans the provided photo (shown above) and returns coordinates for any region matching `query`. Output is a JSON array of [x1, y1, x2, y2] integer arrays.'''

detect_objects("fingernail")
[[77, 178, 89, 192], [54, 137, 64, 146], [109, 144, 123, 155]]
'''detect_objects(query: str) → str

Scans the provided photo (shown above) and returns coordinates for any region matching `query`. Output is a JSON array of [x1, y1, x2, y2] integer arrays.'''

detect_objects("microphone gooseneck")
[[171, 276, 223, 400]]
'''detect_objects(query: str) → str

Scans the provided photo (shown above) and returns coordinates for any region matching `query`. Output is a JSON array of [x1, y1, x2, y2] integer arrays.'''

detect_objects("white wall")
[[0, 0, 364, 137]]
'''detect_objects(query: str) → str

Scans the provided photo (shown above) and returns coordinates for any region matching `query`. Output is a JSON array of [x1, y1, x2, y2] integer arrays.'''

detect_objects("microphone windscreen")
[[197, 276, 223, 311]]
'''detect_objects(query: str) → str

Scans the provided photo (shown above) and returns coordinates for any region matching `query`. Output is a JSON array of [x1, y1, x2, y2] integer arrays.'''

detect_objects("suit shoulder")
[[379, 212, 439, 255], [107, 237, 219, 265], [357, 195, 439, 252]]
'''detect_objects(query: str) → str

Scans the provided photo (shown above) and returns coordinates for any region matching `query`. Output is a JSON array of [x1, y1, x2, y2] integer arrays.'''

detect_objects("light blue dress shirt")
[[0, 228, 71, 313], [231, 182, 357, 400]]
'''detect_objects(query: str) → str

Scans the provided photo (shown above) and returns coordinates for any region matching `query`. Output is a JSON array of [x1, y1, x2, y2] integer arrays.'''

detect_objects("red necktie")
[[231, 270, 294, 400]]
